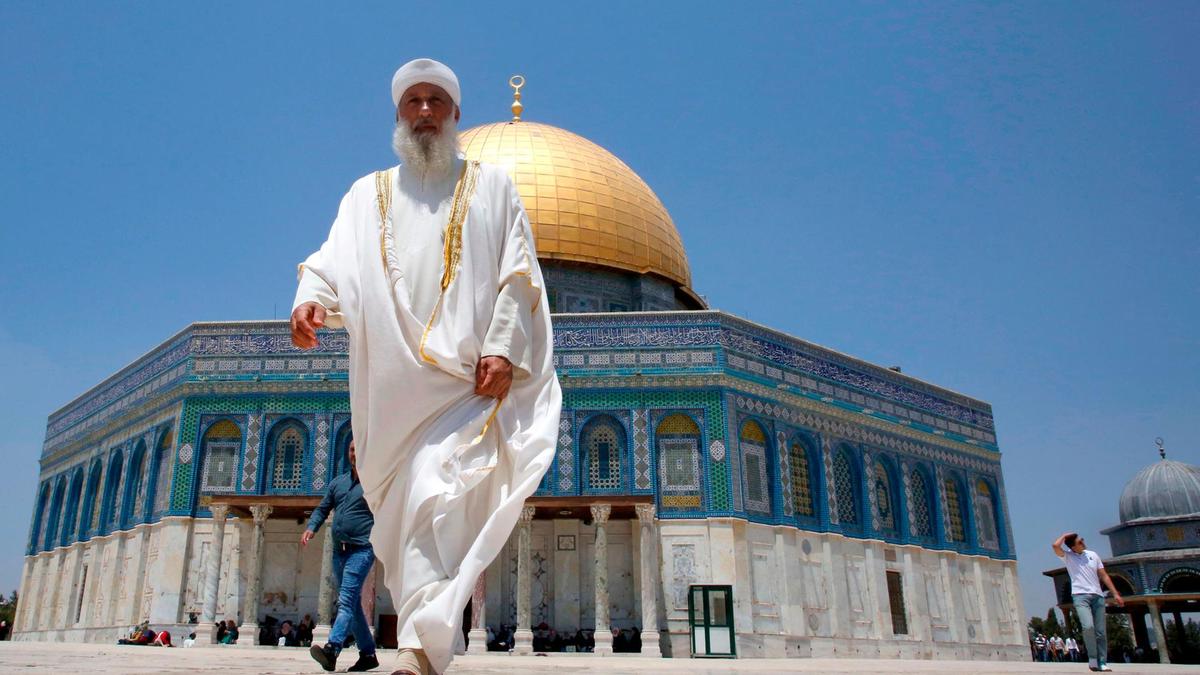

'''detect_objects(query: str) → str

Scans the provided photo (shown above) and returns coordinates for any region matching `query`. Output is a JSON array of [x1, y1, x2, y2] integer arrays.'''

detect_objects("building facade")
[[15, 108, 1026, 659]]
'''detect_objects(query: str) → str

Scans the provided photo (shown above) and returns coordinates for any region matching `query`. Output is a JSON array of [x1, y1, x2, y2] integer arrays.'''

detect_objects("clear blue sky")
[[1, 2, 1196, 621]]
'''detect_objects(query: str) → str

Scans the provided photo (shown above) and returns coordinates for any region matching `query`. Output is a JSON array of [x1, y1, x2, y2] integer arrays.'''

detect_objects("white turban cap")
[[391, 58, 461, 109]]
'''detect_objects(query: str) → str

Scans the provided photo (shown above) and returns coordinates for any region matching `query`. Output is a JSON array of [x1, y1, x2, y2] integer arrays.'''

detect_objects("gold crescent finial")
[[509, 75, 525, 122]]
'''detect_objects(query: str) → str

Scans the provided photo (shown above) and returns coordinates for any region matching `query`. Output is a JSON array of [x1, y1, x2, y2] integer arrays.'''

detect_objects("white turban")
[[391, 58, 461, 109]]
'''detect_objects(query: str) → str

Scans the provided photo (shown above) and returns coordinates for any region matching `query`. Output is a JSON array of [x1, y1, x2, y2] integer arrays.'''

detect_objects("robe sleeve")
[[480, 176, 542, 379], [292, 189, 352, 329]]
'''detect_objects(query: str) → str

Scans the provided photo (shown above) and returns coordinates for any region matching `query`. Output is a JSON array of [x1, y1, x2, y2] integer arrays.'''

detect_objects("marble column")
[[312, 528, 336, 645], [635, 504, 662, 657], [591, 503, 613, 656], [1148, 600, 1170, 664], [1130, 610, 1150, 656], [196, 504, 229, 646], [237, 504, 272, 646], [467, 573, 488, 654], [513, 505, 536, 654]]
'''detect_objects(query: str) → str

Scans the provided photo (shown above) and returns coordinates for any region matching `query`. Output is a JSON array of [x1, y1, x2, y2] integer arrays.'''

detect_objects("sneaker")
[[348, 652, 380, 672], [1097, 666, 1112, 672], [309, 642, 338, 672]]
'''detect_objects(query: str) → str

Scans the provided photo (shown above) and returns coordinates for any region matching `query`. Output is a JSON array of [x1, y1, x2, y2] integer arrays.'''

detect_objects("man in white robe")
[[291, 58, 561, 675]]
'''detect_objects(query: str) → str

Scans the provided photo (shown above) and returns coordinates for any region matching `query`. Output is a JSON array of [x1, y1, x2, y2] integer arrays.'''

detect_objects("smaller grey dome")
[[1118, 458, 1200, 523]]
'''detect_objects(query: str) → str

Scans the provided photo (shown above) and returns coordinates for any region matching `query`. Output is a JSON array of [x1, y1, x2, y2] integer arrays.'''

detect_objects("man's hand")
[[1113, 592, 1125, 607], [300, 529, 315, 547], [475, 355, 513, 399], [291, 302, 327, 349]]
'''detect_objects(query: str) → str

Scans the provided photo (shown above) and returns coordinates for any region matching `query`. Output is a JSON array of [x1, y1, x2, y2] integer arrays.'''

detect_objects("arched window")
[[833, 449, 860, 526], [29, 483, 49, 553], [739, 420, 772, 516], [656, 413, 702, 512], [80, 460, 103, 539], [268, 422, 306, 492], [121, 440, 148, 528], [1161, 569, 1200, 594], [789, 439, 815, 517], [60, 470, 84, 547], [872, 461, 898, 536], [149, 430, 175, 516], [332, 423, 353, 477], [908, 468, 934, 539], [974, 479, 1000, 550], [580, 415, 625, 491], [943, 476, 966, 543], [43, 479, 66, 551], [201, 420, 241, 494], [100, 450, 124, 533]]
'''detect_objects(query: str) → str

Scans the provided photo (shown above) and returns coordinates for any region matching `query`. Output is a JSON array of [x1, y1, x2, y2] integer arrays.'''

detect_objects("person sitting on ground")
[[183, 632, 197, 648], [279, 620, 301, 647], [220, 618, 239, 644], [152, 630, 172, 647], [297, 614, 315, 647]]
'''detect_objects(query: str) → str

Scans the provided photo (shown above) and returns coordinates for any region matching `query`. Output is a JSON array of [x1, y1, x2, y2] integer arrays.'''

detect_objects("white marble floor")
[[0, 642, 1193, 674]]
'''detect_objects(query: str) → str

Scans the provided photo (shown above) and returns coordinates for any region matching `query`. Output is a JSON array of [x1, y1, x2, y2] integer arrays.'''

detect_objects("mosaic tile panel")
[[311, 414, 331, 492], [241, 413, 262, 492], [778, 430, 793, 517], [632, 408, 651, 490], [556, 414, 574, 492]]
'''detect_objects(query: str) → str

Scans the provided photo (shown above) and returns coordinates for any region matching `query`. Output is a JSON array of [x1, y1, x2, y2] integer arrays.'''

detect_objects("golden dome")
[[459, 121, 692, 288]]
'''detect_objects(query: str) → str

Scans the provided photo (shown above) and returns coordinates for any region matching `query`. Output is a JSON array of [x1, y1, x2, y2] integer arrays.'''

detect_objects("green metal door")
[[687, 584, 735, 657]]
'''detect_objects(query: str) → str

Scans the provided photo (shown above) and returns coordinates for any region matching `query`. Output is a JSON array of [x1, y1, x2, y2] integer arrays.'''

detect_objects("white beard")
[[392, 117, 460, 181]]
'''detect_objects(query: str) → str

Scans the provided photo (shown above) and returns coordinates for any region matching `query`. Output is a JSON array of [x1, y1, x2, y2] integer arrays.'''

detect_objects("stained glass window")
[[739, 420, 771, 515], [790, 442, 814, 517], [874, 463, 896, 534], [944, 478, 965, 543], [975, 479, 999, 549], [582, 416, 623, 490], [202, 420, 241, 494], [657, 413, 701, 510], [152, 432, 175, 516], [909, 469, 933, 538], [272, 426, 305, 491], [834, 451, 858, 525]]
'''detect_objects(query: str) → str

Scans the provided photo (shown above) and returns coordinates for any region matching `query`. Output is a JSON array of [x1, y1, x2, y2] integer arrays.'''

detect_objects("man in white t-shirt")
[[1066, 635, 1080, 662], [1054, 532, 1124, 672]]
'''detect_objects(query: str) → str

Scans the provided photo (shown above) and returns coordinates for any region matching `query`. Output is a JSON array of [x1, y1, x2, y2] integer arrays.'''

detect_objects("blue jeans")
[[329, 544, 376, 656], [1073, 593, 1106, 665]]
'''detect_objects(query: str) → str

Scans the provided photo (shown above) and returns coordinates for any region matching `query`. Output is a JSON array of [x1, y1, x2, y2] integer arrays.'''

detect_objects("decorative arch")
[[99, 449, 125, 534], [580, 414, 627, 492], [871, 455, 902, 537], [833, 446, 862, 528], [43, 478, 67, 551], [942, 472, 968, 544], [332, 421, 353, 477], [147, 427, 175, 517], [1159, 568, 1200, 594], [59, 468, 85, 547], [264, 418, 307, 493], [121, 439, 149, 528], [1109, 572, 1137, 597], [974, 478, 1001, 550], [907, 465, 936, 540], [655, 412, 702, 512], [29, 482, 50, 553], [738, 419, 773, 516], [199, 419, 241, 495], [80, 458, 104, 539], [788, 434, 818, 518]]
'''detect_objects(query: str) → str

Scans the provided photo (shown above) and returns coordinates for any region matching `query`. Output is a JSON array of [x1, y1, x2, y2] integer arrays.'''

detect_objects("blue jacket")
[[306, 472, 374, 546]]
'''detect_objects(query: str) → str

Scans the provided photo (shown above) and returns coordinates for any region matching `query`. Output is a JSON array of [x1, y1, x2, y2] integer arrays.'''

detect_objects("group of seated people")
[[117, 621, 174, 647], [256, 614, 316, 647], [485, 622, 642, 653]]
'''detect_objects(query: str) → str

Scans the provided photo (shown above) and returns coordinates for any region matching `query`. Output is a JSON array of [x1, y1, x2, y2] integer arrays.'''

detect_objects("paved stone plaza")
[[0, 643, 1194, 675]]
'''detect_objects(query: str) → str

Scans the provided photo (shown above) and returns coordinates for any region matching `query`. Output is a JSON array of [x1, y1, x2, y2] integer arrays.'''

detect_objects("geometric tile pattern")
[[907, 467, 934, 539], [834, 449, 857, 526], [632, 408, 651, 490], [311, 414, 330, 492], [557, 414, 574, 492], [241, 413, 261, 492], [777, 429, 793, 517]]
